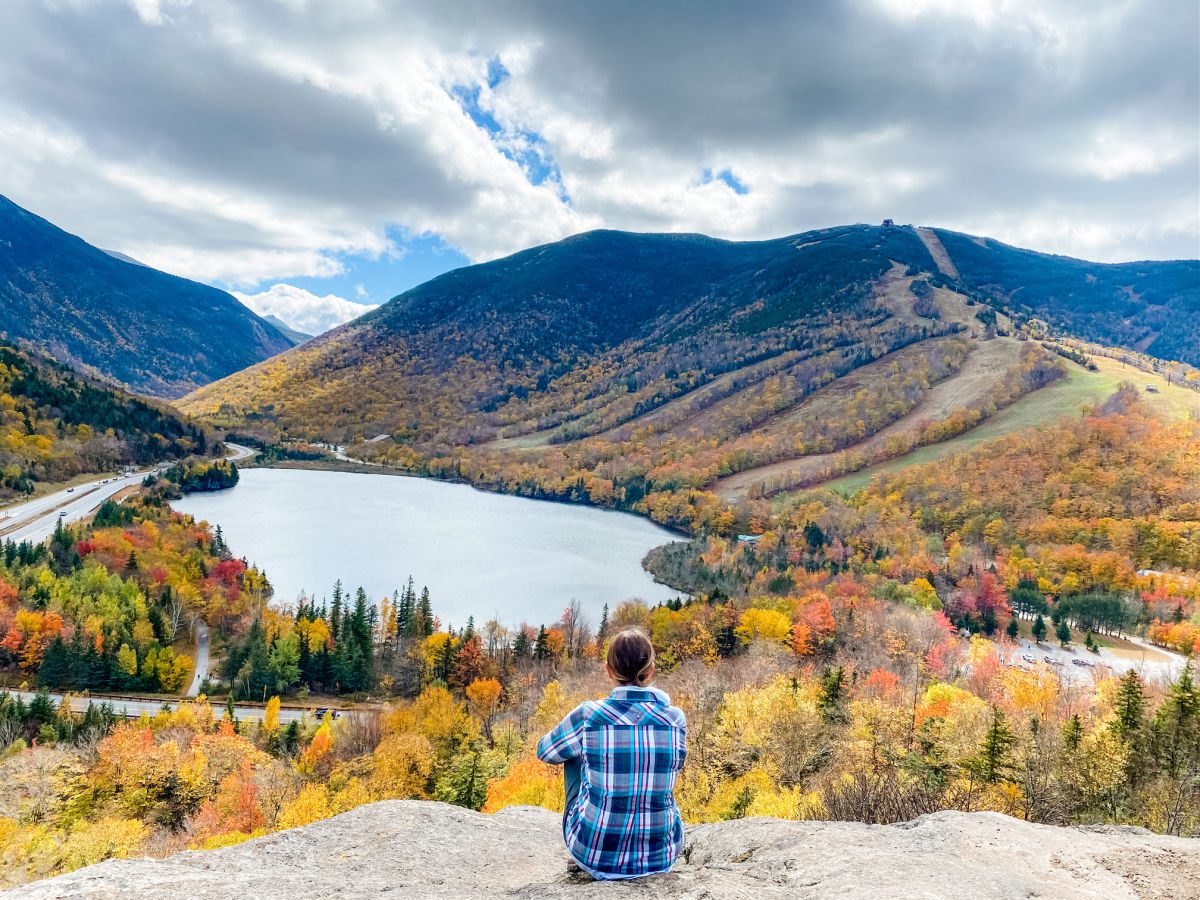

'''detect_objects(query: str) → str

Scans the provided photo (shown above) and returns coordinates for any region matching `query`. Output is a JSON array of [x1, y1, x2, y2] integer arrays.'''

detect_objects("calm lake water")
[[172, 468, 682, 629]]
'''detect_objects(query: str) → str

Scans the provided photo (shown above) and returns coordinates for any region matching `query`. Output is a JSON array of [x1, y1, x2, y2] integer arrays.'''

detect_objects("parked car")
[[1021, 654, 1036, 663]]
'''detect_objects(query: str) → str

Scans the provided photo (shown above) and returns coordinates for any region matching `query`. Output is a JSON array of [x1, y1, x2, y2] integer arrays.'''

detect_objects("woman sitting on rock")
[[536, 628, 688, 880]]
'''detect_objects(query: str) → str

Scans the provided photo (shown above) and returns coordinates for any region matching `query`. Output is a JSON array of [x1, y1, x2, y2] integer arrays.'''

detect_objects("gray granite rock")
[[5, 801, 1198, 899]]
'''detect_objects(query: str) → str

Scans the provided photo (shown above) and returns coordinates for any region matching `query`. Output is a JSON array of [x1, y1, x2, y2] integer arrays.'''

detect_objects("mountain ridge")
[[0, 194, 299, 398]]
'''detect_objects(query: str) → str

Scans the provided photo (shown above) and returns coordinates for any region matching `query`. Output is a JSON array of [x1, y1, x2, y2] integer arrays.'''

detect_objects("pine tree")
[[435, 635, 457, 684], [1150, 662, 1198, 789], [419, 587, 433, 637], [1005, 617, 1019, 640], [1055, 620, 1071, 647], [38, 637, 71, 688], [967, 708, 1017, 784], [298, 630, 311, 688], [1112, 670, 1146, 740], [818, 666, 847, 723], [1032, 614, 1047, 643], [597, 604, 610, 643], [351, 586, 374, 691], [330, 580, 344, 640], [533, 625, 550, 661], [512, 629, 531, 660], [1062, 714, 1083, 751], [398, 592, 412, 643]]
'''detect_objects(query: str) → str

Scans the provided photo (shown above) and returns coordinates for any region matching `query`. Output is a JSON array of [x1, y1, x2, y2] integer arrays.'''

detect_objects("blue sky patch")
[[702, 167, 749, 195]]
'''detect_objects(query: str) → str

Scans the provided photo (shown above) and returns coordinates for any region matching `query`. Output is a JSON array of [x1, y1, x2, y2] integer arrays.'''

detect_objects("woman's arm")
[[536, 703, 591, 764]]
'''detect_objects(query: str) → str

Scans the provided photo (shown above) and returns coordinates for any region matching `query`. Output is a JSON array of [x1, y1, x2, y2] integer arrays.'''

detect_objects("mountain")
[[0, 194, 298, 397], [931, 228, 1200, 365], [0, 339, 216, 497], [14, 802, 1196, 898], [181, 223, 1198, 528], [262, 314, 312, 345]]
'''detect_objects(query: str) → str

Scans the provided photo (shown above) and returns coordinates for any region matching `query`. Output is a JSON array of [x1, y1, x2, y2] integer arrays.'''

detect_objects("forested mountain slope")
[[933, 229, 1200, 365], [0, 342, 216, 498], [0, 195, 297, 397], [181, 223, 1198, 530]]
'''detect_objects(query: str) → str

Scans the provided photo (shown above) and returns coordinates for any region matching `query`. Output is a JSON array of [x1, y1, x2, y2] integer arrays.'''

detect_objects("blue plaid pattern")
[[536, 685, 687, 880]]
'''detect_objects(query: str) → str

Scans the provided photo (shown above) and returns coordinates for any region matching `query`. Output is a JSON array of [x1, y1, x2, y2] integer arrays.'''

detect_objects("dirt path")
[[712, 337, 1021, 498]]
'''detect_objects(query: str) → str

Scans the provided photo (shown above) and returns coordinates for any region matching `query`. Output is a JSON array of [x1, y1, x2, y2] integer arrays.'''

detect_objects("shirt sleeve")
[[536, 702, 590, 764]]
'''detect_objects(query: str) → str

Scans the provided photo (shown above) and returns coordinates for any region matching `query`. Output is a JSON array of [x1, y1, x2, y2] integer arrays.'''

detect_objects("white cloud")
[[0, 0, 1193, 281], [234, 283, 376, 335]]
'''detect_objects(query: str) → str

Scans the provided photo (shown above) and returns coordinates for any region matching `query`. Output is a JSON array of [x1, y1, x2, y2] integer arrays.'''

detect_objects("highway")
[[0, 443, 295, 714], [0, 442, 255, 545], [4, 688, 322, 726]]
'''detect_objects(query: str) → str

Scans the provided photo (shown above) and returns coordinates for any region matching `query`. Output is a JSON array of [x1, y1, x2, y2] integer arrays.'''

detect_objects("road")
[[2, 443, 271, 710], [187, 621, 210, 698], [4, 688, 322, 726], [0, 442, 255, 546]]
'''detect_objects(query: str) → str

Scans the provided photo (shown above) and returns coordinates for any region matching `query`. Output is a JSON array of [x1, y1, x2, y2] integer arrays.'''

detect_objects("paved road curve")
[[186, 621, 210, 699]]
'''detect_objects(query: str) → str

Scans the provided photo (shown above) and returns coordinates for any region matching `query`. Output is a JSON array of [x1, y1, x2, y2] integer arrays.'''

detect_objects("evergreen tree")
[[37, 637, 71, 688], [818, 666, 847, 724], [1112, 670, 1146, 740], [533, 625, 551, 661], [1062, 714, 1083, 751], [1150, 662, 1198, 790], [1005, 617, 1019, 640], [1055, 620, 1071, 646], [419, 587, 434, 637], [297, 629, 312, 689], [282, 720, 301, 756], [511, 629, 531, 660], [967, 708, 1017, 784], [330, 580, 344, 640], [435, 635, 457, 685], [596, 604, 610, 643], [1032, 614, 1047, 643], [398, 588, 412, 643]]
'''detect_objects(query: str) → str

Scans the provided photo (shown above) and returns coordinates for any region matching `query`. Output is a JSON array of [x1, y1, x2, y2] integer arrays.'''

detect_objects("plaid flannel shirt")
[[536, 685, 687, 880]]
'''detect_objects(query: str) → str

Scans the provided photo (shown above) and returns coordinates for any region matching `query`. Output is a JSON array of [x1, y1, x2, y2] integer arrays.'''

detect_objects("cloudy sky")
[[1, 0, 1196, 334]]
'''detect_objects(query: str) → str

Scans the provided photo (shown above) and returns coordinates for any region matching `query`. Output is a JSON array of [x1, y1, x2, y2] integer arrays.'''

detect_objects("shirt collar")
[[610, 685, 670, 705]]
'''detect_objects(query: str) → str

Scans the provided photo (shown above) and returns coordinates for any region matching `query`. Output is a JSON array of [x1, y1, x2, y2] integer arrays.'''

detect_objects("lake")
[[172, 468, 682, 629]]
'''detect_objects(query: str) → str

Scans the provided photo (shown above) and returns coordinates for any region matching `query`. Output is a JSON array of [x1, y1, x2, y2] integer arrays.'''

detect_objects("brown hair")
[[606, 629, 655, 686]]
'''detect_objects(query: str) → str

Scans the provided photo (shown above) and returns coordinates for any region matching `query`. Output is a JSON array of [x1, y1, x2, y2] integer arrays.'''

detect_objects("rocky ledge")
[[6, 801, 1198, 899]]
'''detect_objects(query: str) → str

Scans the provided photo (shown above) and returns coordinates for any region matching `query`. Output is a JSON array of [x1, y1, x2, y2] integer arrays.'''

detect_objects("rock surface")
[[5, 801, 1198, 899]]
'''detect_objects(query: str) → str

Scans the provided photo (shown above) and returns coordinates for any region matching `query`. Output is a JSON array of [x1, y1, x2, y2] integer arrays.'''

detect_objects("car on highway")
[[1021, 654, 1036, 663], [58, 511, 67, 517], [1043, 656, 1063, 666], [313, 707, 341, 720], [67, 487, 75, 493]]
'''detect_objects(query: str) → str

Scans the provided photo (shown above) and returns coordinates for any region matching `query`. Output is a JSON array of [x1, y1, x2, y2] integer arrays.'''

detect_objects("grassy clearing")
[[820, 354, 1199, 495]]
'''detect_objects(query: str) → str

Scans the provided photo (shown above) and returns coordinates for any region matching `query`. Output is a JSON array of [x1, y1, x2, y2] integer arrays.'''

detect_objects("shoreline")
[[245, 455, 696, 542]]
